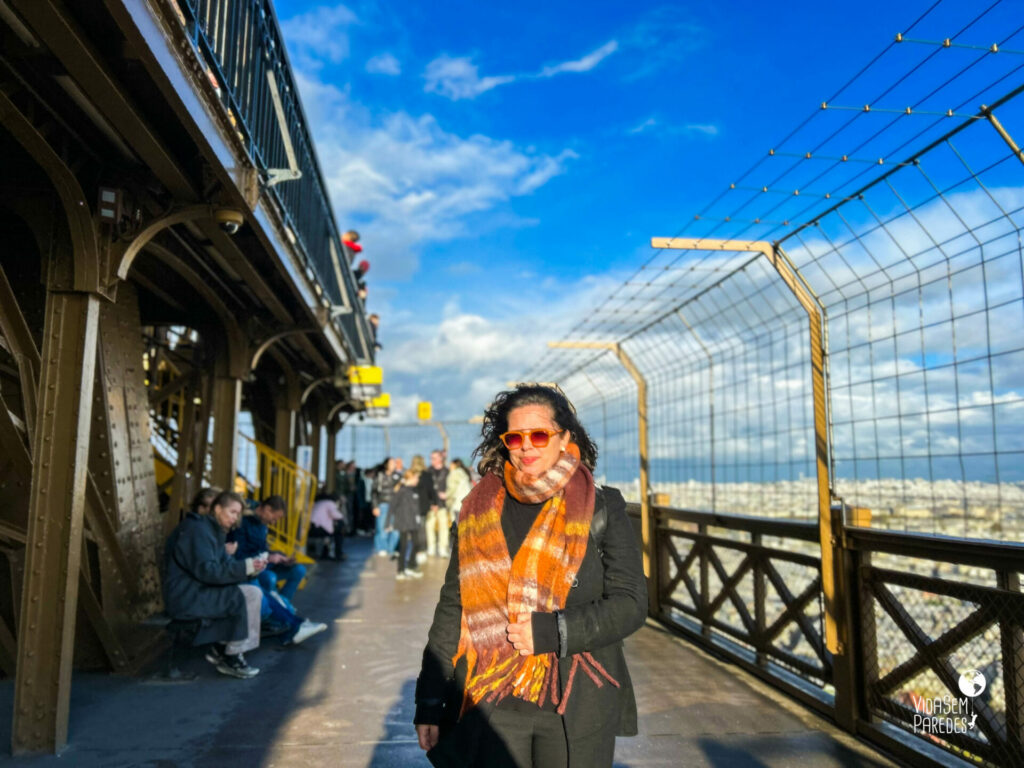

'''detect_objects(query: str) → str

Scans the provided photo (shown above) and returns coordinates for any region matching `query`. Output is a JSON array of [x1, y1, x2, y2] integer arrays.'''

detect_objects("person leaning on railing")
[[414, 384, 648, 768], [162, 490, 267, 679]]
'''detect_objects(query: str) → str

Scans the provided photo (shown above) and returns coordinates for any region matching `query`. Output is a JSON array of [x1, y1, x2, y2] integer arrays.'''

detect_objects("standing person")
[[444, 458, 472, 523], [309, 490, 346, 561], [163, 491, 267, 679], [425, 450, 450, 558], [410, 455, 437, 565], [414, 385, 647, 767], [373, 458, 402, 557], [387, 469, 424, 580]]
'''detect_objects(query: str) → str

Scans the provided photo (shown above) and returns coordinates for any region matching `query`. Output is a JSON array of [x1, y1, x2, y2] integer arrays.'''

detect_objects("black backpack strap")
[[590, 486, 608, 551]]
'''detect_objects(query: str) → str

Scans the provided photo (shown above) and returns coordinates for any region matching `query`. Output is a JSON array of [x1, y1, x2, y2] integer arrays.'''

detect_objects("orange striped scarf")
[[453, 443, 618, 715]]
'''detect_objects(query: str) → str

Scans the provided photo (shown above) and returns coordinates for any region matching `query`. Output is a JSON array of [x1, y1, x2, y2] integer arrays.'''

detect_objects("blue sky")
[[272, 0, 1016, 423]]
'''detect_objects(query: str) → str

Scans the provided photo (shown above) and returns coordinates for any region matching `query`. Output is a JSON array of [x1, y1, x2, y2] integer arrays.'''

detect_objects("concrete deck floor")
[[0, 538, 898, 767]]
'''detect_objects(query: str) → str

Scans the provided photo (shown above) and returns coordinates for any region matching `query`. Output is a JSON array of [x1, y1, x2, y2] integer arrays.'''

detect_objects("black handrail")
[[174, 0, 373, 362]]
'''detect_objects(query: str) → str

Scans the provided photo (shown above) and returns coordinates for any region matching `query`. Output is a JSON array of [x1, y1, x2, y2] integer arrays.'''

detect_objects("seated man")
[[163, 490, 266, 678], [230, 495, 306, 601], [229, 495, 326, 645]]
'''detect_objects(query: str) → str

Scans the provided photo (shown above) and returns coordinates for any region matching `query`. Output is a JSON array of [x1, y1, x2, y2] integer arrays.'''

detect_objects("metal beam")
[[209, 375, 241, 491], [11, 0, 195, 201], [13, 289, 100, 755], [0, 88, 100, 294], [251, 328, 318, 371], [649, 237, 854, 726], [114, 205, 216, 281]]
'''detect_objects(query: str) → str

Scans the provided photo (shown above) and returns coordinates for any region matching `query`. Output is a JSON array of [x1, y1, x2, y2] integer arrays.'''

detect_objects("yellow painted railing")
[[237, 434, 316, 565]]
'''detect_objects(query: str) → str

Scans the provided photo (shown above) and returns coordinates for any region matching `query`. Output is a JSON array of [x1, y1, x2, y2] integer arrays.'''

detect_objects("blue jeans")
[[261, 563, 306, 602], [259, 588, 301, 629], [375, 503, 399, 553]]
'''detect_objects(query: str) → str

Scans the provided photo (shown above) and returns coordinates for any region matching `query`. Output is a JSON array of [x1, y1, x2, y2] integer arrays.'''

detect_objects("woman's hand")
[[416, 724, 439, 751], [506, 616, 534, 656], [224, 542, 238, 556]]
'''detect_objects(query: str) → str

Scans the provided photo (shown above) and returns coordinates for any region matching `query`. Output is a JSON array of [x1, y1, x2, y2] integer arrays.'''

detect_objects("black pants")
[[474, 707, 615, 768], [397, 530, 418, 572]]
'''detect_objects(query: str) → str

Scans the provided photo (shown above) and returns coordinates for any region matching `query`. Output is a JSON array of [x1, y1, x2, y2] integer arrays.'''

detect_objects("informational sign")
[[295, 445, 313, 472], [348, 365, 382, 400], [417, 401, 432, 421], [365, 392, 390, 418]]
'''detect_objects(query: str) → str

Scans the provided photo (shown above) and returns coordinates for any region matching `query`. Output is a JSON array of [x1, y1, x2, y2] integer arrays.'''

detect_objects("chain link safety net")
[[524, 2, 1024, 764]]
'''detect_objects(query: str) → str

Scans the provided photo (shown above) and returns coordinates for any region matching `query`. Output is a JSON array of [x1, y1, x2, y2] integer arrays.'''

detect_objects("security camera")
[[215, 208, 244, 235]]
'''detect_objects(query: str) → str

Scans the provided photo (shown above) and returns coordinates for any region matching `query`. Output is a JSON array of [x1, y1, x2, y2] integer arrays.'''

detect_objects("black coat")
[[163, 512, 250, 646], [388, 485, 421, 533], [415, 485, 647, 760]]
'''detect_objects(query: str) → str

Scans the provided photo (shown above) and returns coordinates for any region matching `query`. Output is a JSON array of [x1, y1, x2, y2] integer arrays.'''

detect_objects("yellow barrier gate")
[[238, 434, 316, 565]]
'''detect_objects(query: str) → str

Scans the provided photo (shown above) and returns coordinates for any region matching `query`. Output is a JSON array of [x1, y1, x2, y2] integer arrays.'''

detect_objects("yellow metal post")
[[434, 421, 450, 458], [547, 340, 657, 617], [651, 237, 838, 643]]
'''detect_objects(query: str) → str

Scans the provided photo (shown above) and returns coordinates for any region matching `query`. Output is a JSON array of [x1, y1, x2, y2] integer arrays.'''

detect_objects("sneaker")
[[389, 552, 399, 561], [377, 550, 388, 557], [415, 552, 427, 565], [395, 571, 408, 581], [404, 569, 424, 579], [284, 620, 327, 646], [204, 644, 226, 666], [215, 652, 259, 679]]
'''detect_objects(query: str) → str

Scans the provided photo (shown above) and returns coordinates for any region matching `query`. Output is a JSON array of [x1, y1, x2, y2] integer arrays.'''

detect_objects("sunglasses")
[[499, 428, 563, 450]]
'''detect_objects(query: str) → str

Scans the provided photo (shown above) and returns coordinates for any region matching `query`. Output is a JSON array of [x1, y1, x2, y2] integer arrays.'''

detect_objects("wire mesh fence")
[[523, 3, 1024, 764], [337, 421, 484, 470], [525, 0, 1024, 543]]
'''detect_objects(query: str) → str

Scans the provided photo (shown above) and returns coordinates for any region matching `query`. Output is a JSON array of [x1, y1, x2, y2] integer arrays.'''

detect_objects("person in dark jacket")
[[163, 490, 268, 679], [414, 385, 647, 767], [229, 495, 306, 600], [372, 458, 402, 557], [410, 455, 437, 565], [386, 469, 424, 579], [228, 495, 328, 646]]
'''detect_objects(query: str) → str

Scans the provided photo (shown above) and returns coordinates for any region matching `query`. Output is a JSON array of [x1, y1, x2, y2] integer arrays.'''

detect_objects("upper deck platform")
[[0, 538, 894, 767]]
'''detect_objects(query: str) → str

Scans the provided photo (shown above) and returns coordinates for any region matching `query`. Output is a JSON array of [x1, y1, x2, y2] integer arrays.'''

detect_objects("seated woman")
[[163, 490, 267, 678]]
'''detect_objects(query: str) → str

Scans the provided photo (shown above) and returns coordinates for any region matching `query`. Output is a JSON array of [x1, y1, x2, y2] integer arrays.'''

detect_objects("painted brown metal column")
[[210, 375, 241, 491], [13, 290, 100, 754], [325, 417, 339, 493]]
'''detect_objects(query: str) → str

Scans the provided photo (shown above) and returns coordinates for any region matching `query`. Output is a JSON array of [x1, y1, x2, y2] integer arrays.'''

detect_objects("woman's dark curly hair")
[[474, 384, 598, 476]]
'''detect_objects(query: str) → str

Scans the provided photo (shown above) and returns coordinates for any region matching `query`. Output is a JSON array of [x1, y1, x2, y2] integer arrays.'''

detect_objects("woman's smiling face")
[[506, 404, 570, 476]]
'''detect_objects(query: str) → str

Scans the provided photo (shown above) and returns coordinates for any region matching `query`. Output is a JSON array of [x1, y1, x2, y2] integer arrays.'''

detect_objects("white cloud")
[[365, 52, 401, 76], [628, 117, 658, 134], [628, 116, 719, 138], [292, 73, 576, 279], [538, 40, 619, 77], [423, 40, 619, 101], [423, 55, 515, 100], [685, 123, 719, 136], [280, 5, 358, 67]]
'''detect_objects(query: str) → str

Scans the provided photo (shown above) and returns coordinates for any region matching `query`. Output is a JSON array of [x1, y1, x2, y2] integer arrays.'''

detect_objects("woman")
[[410, 454, 437, 564], [414, 385, 647, 767], [388, 469, 425, 580], [444, 458, 472, 520], [308, 489, 346, 561], [163, 490, 268, 679]]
